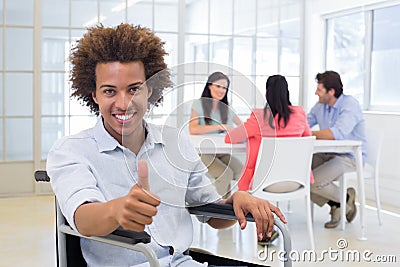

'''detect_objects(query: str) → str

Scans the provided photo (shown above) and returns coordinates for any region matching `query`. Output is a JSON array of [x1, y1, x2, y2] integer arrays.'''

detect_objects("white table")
[[190, 134, 366, 240]]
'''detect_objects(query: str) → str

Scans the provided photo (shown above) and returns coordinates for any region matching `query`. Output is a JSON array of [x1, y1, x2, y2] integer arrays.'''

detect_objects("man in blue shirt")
[[307, 70, 367, 229], [47, 23, 286, 266]]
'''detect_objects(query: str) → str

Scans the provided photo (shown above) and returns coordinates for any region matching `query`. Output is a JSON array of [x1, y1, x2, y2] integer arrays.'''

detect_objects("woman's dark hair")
[[200, 71, 230, 124], [315, 70, 343, 98], [70, 23, 172, 115], [263, 75, 293, 129]]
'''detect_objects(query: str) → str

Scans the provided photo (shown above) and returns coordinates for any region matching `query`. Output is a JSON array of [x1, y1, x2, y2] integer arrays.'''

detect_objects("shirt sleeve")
[[307, 105, 318, 128], [225, 110, 260, 144], [300, 108, 312, 136], [47, 138, 106, 233], [178, 131, 221, 205]]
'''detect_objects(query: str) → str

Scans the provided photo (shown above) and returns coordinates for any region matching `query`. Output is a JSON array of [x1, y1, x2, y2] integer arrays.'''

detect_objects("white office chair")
[[249, 136, 316, 250], [339, 128, 384, 229]]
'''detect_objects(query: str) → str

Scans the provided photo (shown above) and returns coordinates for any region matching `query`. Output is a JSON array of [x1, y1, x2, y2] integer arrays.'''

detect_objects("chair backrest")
[[249, 136, 315, 196], [34, 171, 86, 267], [365, 128, 384, 167]]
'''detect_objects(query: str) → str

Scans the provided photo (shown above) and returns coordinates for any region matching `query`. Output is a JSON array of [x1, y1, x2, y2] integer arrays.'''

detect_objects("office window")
[[184, 34, 209, 68], [280, 0, 301, 38], [0, 30, 3, 69], [5, 0, 34, 26], [209, 36, 231, 67], [256, 38, 278, 76], [0, 75, 2, 117], [231, 74, 256, 115], [0, 0, 3, 24], [5, 118, 33, 160], [326, 12, 365, 105], [257, 0, 279, 37], [5, 73, 33, 116], [71, 0, 98, 28], [233, 38, 253, 76], [370, 5, 400, 109], [69, 116, 97, 135], [0, 0, 34, 161], [184, 0, 303, 119], [41, 73, 67, 116], [157, 33, 179, 69], [286, 76, 300, 106], [100, 0, 126, 26], [42, 0, 69, 27], [185, 0, 208, 34], [41, 117, 64, 159], [5, 28, 34, 71], [210, 0, 233, 35], [234, 0, 256, 36], [127, 1, 153, 28], [42, 29, 69, 71], [155, 0, 178, 32], [0, 118, 3, 160], [0, 0, 305, 163], [325, 3, 400, 111]]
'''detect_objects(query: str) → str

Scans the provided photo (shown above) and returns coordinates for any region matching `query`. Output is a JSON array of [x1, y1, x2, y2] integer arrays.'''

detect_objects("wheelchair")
[[35, 170, 292, 267]]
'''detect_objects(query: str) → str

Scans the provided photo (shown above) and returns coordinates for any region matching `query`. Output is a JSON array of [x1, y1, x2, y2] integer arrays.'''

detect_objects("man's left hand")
[[223, 191, 287, 241]]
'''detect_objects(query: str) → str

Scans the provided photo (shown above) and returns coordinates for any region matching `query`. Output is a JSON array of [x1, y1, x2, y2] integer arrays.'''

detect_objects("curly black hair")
[[70, 23, 172, 115]]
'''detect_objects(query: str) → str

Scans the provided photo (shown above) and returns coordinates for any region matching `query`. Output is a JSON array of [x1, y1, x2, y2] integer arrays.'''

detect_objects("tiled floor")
[[0, 195, 56, 267], [1, 195, 399, 267]]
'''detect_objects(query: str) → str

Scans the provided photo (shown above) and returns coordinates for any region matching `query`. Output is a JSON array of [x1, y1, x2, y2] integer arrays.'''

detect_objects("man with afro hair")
[[47, 23, 286, 266]]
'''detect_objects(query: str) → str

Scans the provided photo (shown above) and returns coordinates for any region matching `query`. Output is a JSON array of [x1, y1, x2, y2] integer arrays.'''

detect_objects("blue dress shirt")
[[307, 94, 367, 161]]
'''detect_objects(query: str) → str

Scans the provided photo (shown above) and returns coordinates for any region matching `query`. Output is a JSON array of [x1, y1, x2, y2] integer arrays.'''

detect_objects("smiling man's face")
[[92, 61, 152, 144]]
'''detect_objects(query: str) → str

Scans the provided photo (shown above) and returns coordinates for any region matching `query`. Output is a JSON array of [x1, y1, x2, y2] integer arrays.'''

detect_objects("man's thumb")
[[137, 159, 150, 191]]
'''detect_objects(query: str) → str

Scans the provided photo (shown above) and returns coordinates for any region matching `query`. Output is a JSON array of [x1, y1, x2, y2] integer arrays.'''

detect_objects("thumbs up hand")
[[116, 159, 160, 232], [137, 159, 150, 191]]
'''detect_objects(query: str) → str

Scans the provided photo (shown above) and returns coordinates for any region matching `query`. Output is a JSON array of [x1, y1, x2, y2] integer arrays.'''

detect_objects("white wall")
[[304, 0, 400, 210]]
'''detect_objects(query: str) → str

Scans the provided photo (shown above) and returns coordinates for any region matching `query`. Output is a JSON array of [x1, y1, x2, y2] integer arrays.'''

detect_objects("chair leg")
[[287, 200, 292, 213], [232, 223, 242, 244], [340, 177, 346, 230], [311, 202, 314, 222], [374, 175, 383, 225], [305, 195, 315, 250]]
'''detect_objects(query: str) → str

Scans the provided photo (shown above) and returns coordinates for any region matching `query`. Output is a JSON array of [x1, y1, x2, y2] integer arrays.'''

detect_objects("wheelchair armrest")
[[188, 203, 292, 267], [109, 227, 151, 244], [34, 170, 50, 182], [58, 224, 160, 267]]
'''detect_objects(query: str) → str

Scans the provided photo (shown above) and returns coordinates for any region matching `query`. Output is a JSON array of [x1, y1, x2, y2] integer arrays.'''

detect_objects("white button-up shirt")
[[47, 118, 220, 266]]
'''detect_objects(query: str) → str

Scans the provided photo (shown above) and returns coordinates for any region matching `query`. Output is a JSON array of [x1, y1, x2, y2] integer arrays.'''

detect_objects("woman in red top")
[[225, 75, 313, 191]]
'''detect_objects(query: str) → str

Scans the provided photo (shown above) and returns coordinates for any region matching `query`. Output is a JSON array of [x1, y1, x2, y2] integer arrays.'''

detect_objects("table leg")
[[356, 146, 367, 240]]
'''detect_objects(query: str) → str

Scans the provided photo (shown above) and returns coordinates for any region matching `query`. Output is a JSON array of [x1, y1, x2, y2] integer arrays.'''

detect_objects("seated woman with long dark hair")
[[225, 74, 313, 192], [190, 72, 243, 197]]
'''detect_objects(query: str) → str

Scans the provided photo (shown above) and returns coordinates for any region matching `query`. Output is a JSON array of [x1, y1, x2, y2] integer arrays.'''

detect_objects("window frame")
[[323, 0, 400, 112]]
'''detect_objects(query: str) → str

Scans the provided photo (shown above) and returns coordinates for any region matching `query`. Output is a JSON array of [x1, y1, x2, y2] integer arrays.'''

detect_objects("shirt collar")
[[332, 94, 344, 110], [93, 117, 122, 152], [325, 94, 344, 113], [143, 122, 166, 148], [93, 117, 165, 153]]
